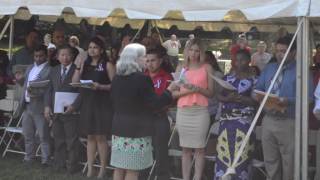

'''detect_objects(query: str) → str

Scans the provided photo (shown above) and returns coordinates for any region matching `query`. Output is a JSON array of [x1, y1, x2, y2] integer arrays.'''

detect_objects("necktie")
[[272, 66, 286, 96], [61, 67, 67, 82]]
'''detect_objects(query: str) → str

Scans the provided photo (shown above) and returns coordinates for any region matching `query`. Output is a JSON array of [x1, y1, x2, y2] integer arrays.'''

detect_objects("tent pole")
[[8, 15, 14, 60], [152, 20, 163, 43], [295, 17, 302, 180], [130, 20, 145, 43], [301, 16, 309, 180], [0, 18, 11, 41]]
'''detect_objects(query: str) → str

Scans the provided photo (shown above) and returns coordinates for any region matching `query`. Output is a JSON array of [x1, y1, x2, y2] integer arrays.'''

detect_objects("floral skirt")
[[110, 135, 153, 170]]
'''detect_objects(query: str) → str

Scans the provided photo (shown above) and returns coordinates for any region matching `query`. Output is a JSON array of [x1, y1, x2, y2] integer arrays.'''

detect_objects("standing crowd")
[[1, 25, 318, 180]]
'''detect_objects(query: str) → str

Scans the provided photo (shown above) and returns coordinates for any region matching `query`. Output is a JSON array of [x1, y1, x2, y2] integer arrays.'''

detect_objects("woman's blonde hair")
[[116, 43, 146, 76], [184, 38, 206, 67]]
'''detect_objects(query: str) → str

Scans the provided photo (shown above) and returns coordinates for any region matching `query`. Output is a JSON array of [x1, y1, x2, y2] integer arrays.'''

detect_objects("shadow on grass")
[[0, 154, 112, 180]]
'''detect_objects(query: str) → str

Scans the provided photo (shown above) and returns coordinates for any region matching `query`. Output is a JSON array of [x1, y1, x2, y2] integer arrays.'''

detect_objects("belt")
[[266, 112, 291, 120]]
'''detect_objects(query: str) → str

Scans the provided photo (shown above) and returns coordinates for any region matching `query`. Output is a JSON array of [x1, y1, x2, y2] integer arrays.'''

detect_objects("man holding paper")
[[254, 35, 313, 180], [44, 45, 79, 173], [16, 45, 51, 166]]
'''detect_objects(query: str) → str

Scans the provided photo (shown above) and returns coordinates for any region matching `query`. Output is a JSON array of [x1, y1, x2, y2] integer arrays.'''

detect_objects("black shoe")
[[67, 166, 80, 175], [22, 159, 34, 166], [41, 162, 50, 168], [53, 165, 66, 173]]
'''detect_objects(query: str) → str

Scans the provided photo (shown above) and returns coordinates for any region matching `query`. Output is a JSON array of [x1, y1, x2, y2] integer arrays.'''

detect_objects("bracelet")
[[194, 86, 201, 93]]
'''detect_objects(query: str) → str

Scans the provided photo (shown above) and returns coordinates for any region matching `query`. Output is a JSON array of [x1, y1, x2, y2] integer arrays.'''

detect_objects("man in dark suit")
[[16, 45, 51, 166], [44, 45, 79, 173]]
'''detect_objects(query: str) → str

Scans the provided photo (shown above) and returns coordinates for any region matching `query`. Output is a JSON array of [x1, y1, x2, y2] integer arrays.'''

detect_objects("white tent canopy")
[[0, 0, 310, 20], [0, 0, 310, 32]]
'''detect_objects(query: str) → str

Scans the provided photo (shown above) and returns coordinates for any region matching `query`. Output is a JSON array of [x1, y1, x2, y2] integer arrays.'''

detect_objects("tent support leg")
[[8, 16, 14, 60], [0, 17, 12, 41], [301, 16, 310, 180], [295, 16, 310, 180]]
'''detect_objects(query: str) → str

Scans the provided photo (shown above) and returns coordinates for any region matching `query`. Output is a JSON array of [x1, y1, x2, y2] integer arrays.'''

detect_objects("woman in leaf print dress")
[[214, 50, 257, 180]]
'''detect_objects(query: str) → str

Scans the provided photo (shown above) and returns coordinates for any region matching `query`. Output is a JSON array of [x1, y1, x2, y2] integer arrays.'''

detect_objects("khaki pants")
[[261, 114, 294, 180]]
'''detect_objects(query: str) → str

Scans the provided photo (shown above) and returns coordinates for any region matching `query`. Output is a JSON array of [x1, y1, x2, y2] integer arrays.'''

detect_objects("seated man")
[[16, 45, 51, 166], [44, 45, 79, 173]]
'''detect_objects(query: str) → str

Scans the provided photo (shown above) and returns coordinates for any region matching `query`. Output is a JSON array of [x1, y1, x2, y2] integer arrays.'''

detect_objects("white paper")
[[80, 80, 93, 83], [171, 68, 188, 84], [208, 73, 237, 91], [313, 81, 320, 120], [70, 80, 94, 89], [253, 89, 278, 98], [54, 92, 79, 113]]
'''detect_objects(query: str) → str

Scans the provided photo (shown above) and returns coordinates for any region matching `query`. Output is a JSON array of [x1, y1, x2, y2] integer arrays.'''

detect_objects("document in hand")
[[253, 90, 286, 113], [313, 84, 320, 120], [208, 73, 237, 91], [54, 92, 79, 113], [29, 80, 50, 88], [171, 68, 188, 85], [70, 80, 94, 89]]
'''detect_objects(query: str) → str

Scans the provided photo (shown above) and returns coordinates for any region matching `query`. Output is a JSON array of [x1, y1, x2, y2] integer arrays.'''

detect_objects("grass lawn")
[[0, 154, 113, 180]]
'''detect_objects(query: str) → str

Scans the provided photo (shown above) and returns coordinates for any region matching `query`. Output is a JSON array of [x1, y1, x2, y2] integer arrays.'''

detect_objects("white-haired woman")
[[110, 43, 176, 180]]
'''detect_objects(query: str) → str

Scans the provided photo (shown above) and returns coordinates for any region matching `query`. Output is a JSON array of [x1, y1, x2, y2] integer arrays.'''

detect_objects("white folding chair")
[[79, 137, 114, 174], [1, 111, 41, 157], [0, 89, 19, 147], [2, 112, 25, 157]]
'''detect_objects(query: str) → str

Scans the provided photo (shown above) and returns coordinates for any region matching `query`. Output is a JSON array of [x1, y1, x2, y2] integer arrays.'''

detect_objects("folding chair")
[[0, 89, 20, 147], [2, 112, 25, 157], [79, 137, 115, 174]]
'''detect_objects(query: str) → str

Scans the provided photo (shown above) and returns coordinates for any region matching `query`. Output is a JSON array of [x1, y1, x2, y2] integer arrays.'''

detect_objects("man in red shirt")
[[145, 47, 173, 180]]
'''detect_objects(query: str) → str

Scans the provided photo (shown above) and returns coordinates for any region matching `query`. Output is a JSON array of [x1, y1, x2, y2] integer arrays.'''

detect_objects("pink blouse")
[[178, 65, 209, 107]]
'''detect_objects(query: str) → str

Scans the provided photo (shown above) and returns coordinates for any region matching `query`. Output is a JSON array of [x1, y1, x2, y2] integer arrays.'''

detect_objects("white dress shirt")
[[60, 64, 72, 76], [25, 62, 48, 102]]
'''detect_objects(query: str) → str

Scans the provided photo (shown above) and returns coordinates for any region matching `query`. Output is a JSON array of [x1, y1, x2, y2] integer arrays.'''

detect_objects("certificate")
[[54, 92, 79, 113]]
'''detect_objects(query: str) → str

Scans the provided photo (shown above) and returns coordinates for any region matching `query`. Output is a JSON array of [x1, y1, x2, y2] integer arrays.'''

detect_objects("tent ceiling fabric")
[[0, 0, 312, 31], [0, 0, 309, 20], [310, 0, 320, 17]]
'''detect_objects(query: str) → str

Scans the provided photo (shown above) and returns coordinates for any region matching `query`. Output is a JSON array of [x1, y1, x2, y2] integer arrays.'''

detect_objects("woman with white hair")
[[110, 43, 176, 180]]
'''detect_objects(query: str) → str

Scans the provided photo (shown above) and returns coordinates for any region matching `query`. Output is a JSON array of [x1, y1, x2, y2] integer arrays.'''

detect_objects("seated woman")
[[214, 50, 257, 180]]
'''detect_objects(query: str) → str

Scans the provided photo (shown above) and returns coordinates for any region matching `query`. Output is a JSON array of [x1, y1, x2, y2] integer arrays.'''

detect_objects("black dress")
[[78, 59, 113, 136]]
